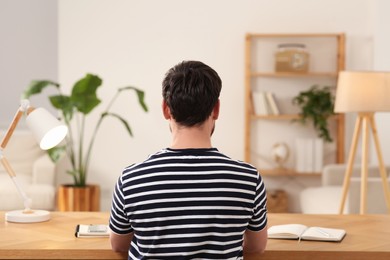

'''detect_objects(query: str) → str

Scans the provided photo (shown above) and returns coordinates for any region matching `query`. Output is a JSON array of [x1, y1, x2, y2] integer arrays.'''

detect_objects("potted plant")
[[22, 73, 148, 211], [292, 85, 335, 142]]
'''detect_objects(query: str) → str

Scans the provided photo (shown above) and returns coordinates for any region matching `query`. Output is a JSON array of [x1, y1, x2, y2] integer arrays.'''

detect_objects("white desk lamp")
[[0, 99, 67, 223], [335, 71, 390, 214]]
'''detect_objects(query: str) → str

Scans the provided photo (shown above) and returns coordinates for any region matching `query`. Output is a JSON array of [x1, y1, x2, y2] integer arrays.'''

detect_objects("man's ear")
[[212, 99, 220, 120], [162, 100, 171, 119]]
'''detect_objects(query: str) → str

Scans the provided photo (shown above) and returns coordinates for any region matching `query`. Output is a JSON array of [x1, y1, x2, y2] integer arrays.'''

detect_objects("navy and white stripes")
[[109, 148, 267, 260]]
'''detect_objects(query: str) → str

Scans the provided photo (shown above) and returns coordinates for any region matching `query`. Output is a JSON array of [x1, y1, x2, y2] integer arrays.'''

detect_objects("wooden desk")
[[1, 212, 390, 259], [248, 213, 390, 260], [0, 211, 124, 259]]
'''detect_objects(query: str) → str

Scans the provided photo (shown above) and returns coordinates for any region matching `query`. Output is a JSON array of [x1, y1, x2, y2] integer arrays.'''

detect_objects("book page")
[[302, 227, 346, 242], [268, 224, 308, 239]]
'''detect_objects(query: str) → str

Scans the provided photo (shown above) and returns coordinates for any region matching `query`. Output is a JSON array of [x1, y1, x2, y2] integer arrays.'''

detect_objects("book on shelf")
[[313, 138, 324, 172], [268, 224, 346, 242], [252, 91, 280, 115], [295, 138, 308, 173], [265, 91, 280, 115], [295, 138, 323, 173], [252, 91, 270, 115], [75, 224, 110, 238]]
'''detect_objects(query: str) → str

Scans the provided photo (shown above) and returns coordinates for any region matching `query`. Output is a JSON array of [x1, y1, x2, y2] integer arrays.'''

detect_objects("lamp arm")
[[0, 109, 24, 150], [0, 156, 32, 210], [0, 101, 35, 150], [0, 101, 34, 212]]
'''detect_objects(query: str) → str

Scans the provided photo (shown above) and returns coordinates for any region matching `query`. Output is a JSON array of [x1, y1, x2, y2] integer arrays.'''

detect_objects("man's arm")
[[243, 227, 268, 254], [110, 231, 134, 252]]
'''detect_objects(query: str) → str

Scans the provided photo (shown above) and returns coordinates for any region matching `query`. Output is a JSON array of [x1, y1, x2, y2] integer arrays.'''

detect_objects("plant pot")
[[57, 184, 100, 211]]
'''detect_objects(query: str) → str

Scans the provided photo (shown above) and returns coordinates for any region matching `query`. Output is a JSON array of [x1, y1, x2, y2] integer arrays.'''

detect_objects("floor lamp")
[[335, 71, 390, 214], [0, 99, 67, 223]]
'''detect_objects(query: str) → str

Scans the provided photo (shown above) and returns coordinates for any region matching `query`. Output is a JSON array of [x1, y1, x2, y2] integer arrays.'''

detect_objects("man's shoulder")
[[121, 147, 260, 177]]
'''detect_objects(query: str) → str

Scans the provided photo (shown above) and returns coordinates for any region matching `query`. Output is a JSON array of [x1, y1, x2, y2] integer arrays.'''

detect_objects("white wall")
[[0, 0, 58, 128], [57, 0, 376, 211]]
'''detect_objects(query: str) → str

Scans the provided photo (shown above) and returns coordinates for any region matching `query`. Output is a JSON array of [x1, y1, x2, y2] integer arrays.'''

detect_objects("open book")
[[75, 224, 110, 238], [268, 224, 346, 242]]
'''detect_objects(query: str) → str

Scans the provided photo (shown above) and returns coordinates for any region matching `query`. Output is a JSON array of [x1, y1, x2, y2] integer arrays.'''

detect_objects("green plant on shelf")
[[292, 85, 335, 142]]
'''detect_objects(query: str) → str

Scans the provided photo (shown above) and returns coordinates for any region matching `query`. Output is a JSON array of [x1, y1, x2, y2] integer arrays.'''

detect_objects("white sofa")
[[0, 130, 56, 210], [300, 164, 390, 214]]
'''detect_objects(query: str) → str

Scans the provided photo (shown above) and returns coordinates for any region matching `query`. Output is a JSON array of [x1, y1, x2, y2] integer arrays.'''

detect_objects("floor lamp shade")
[[335, 71, 390, 113], [26, 108, 68, 150]]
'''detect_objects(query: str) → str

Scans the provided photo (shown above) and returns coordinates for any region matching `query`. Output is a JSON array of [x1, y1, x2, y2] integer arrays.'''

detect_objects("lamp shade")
[[334, 71, 390, 113], [25, 108, 68, 150]]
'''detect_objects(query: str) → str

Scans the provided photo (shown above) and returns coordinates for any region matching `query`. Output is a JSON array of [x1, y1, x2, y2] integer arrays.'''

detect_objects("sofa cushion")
[[300, 186, 349, 214], [1, 130, 56, 211], [1, 130, 45, 177], [0, 178, 55, 210]]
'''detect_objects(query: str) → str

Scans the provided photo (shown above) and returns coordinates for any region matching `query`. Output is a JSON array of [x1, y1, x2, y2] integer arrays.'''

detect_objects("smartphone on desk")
[[75, 224, 109, 237]]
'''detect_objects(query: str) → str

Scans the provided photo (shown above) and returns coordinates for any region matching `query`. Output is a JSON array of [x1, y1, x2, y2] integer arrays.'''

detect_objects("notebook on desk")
[[268, 224, 346, 242]]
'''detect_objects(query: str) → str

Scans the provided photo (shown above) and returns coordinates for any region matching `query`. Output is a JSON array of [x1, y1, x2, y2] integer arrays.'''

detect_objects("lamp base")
[[5, 209, 51, 223]]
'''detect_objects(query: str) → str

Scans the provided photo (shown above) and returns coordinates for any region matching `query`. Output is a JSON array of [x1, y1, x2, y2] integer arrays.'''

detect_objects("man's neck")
[[170, 121, 214, 149]]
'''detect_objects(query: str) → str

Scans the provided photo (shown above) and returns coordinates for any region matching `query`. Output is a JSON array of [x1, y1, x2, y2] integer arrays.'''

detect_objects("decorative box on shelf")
[[275, 43, 309, 73]]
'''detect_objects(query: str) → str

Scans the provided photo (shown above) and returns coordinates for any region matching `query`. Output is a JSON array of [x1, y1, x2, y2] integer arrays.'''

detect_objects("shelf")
[[250, 72, 339, 78], [244, 32, 346, 172], [259, 168, 321, 176], [251, 114, 300, 120], [250, 114, 343, 120], [247, 33, 344, 39]]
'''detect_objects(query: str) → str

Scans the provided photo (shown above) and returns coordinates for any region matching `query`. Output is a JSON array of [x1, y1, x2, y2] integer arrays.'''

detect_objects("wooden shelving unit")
[[250, 72, 339, 78], [244, 33, 345, 176]]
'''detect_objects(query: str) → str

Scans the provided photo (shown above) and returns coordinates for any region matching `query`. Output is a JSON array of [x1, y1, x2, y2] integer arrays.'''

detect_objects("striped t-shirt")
[[109, 148, 267, 260]]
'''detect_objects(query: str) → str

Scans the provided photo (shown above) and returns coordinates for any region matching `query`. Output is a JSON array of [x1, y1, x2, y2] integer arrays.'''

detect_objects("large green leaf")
[[119, 86, 148, 112], [49, 95, 74, 122], [22, 80, 60, 99], [47, 145, 66, 163], [70, 74, 102, 114], [102, 112, 133, 137]]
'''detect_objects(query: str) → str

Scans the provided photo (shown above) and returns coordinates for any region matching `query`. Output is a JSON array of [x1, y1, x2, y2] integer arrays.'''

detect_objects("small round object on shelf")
[[271, 142, 289, 168]]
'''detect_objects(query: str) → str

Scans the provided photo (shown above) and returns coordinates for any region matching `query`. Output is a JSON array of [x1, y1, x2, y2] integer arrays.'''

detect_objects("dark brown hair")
[[162, 60, 222, 126]]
